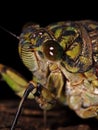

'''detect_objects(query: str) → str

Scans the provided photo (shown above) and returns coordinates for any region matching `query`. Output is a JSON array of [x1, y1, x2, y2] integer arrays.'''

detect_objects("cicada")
[[0, 20, 98, 129]]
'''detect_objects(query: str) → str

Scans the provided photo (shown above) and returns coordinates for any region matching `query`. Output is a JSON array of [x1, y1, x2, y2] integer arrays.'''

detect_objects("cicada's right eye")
[[43, 40, 63, 61]]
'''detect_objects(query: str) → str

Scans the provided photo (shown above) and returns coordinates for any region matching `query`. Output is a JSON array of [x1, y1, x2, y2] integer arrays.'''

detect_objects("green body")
[[0, 20, 98, 118]]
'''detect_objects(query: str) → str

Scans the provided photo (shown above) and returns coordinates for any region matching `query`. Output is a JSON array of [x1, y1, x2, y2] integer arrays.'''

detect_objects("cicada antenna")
[[0, 25, 20, 40]]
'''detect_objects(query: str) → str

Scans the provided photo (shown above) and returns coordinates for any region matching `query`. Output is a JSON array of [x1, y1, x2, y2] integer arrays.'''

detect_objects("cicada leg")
[[0, 64, 56, 129]]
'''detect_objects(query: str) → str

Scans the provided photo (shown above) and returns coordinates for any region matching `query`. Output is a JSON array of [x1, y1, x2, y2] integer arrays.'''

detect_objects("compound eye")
[[43, 40, 63, 61]]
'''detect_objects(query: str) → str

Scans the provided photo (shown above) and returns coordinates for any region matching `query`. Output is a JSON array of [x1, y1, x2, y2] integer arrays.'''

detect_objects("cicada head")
[[18, 23, 64, 73], [19, 21, 94, 77]]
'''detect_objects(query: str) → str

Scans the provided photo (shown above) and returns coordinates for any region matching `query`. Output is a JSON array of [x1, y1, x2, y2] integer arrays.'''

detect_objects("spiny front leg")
[[0, 64, 56, 109]]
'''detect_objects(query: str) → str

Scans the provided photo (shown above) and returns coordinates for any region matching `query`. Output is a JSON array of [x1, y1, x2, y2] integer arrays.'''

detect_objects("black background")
[[0, 1, 98, 99]]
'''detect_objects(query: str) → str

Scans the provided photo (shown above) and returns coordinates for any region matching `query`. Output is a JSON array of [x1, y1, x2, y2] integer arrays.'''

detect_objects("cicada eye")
[[43, 40, 63, 61]]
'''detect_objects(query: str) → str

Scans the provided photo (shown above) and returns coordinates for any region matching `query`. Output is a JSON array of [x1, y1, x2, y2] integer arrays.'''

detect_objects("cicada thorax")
[[47, 20, 98, 73]]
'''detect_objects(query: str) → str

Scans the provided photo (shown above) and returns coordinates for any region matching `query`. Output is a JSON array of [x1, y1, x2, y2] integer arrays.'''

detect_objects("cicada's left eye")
[[43, 40, 63, 61]]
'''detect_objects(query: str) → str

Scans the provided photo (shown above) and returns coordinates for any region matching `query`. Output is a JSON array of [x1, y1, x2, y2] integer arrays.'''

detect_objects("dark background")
[[0, 1, 98, 99]]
